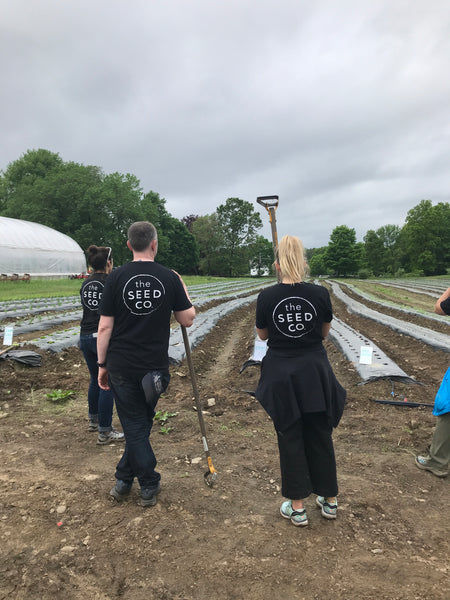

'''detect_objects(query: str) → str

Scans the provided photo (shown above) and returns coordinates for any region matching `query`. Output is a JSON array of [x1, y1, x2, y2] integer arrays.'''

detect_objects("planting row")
[[18, 292, 262, 358], [328, 281, 450, 353], [0, 278, 272, 322], [373, 278, 450, 295], [336, 281, 450, 326], [0, 280, 273, 354], [2, 277, 448, 390]]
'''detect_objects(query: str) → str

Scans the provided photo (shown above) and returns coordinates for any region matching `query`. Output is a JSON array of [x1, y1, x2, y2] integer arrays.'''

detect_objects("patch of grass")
[[0, 279, 82, 301]]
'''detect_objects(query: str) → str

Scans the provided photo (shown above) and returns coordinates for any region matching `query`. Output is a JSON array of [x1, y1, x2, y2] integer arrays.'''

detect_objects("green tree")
[[1, 149, 68, 221], [376, 224, 401, 274], [308, 250, 328, 277], [92, 172, 143, 265], [142, 192, 199, 273], [399, 200, 450, 275], [216, 197, 263, 276], [248, 235, 275, 276], [1, 149, 149, 265], [325, 225, 360, 276], [1, 148, 63, 198], [191, 214, 224, 275], [1, 152, 147, 266], [2, 155, 104, 240], [363, 230, 385, 276]]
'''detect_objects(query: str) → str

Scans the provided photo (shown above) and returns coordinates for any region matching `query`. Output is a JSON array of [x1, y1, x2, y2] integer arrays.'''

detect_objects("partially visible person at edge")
[[414, 287, 450, 478], [97, 222, 195, 507], [255, 235, 346, 527], [79, 245, 124, 445]]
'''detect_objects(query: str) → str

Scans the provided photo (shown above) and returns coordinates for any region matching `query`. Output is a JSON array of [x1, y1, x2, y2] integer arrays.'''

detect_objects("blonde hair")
[[276, 235, 307, 283]]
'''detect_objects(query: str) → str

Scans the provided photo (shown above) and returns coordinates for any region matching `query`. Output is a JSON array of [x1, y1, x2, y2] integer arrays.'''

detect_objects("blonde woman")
[[255, 235, 346, 526]]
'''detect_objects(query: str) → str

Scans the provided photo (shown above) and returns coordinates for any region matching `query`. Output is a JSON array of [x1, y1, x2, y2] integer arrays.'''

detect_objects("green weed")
[[45, 389, 76, 403], [154, 410, 178, 434]]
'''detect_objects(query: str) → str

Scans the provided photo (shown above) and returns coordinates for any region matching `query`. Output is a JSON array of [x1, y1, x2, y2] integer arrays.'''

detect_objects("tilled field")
[[0, 281, 449, 600]]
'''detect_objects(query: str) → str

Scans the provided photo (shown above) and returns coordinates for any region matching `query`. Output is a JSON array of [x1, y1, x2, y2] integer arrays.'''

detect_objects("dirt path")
[[0, 292, 449, 599]]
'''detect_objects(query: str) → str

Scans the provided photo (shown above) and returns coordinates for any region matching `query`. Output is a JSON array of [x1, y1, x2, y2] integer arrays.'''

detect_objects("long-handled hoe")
[[181, 326, 218, 487], [257, 195, 280, 281]]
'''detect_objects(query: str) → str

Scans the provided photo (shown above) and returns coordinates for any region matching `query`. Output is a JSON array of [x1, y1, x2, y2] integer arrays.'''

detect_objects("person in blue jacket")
[[415, 287, 450, 478]]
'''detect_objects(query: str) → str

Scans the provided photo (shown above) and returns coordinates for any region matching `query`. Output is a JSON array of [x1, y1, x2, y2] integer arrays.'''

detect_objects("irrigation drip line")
[[372, 399, 434, 408]]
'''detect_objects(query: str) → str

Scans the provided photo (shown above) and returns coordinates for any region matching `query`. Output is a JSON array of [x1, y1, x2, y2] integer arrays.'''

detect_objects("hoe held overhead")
[[257, 195, 280, 281]]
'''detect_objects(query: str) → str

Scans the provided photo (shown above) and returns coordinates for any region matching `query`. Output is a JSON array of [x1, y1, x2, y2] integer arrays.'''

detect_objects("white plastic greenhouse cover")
[[0, 216, 87, 276]]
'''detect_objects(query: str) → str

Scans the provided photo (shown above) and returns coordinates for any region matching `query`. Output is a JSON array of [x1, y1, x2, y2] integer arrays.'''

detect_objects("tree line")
[[308, 199, 450, 277], [1, 149, 448, 278]]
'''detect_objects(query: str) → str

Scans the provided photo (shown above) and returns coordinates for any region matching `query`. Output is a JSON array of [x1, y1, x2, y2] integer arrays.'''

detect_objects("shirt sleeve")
[[99, 272, 116, 316], [440, 297, 450, 315], [322, 288, 333, 322], [172, 274, 193, 312], [255, 293, 267, 329]]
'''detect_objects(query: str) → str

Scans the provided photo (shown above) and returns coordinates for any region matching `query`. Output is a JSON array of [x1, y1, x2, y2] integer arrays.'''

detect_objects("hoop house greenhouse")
[[0, 216, 86, 277]]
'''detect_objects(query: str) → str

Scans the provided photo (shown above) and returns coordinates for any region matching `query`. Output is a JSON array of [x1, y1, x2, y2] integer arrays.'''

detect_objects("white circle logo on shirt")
[[123, 274, 166, 315], [273, 296, 317, 338], [82, 281, 104, 310]]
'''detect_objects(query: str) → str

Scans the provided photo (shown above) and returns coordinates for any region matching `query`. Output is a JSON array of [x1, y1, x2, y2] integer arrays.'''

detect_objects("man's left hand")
[[98, 367, 110, 390]]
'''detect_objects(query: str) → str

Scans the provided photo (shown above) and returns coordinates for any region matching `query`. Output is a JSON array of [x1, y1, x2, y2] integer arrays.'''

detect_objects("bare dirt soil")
[[1, 289, 449, 600]]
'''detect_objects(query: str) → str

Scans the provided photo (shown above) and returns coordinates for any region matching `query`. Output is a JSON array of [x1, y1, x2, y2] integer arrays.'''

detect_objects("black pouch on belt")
[[141, 370, 171, 414]]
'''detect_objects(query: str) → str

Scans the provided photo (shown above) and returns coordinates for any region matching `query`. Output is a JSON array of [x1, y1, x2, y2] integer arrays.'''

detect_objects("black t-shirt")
[[440, 297, 450, 315], [80, 272, 109, 335], [100, 261, 192, 375], [256, 282, 332, 353]]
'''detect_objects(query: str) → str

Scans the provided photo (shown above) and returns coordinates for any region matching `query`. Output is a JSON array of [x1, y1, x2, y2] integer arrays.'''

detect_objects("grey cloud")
[[1, 0, 449, 249]]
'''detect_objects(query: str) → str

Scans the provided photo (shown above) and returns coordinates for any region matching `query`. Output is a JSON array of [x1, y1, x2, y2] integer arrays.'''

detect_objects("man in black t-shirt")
[[97, 222, 195, 506]]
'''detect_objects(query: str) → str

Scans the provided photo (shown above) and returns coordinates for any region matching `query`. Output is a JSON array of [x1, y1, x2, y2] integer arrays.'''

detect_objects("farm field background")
[[0, 276, 449, 599]]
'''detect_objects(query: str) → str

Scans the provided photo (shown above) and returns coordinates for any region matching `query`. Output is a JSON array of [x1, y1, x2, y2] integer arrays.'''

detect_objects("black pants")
[[276, 412, 338, 500]]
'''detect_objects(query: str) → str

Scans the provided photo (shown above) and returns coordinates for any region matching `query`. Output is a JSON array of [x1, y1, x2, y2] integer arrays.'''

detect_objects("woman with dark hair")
[[255, 235, 346, 526], [80, 245, 124, 445]]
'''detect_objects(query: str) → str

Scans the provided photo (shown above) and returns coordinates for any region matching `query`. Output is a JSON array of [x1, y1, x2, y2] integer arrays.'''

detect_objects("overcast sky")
[[1, 0, 449, 248]]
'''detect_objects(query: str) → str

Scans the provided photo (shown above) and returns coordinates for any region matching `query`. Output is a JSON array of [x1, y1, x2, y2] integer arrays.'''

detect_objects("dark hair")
[[86, 245, 111, 271], [127, 221, 157, 252]]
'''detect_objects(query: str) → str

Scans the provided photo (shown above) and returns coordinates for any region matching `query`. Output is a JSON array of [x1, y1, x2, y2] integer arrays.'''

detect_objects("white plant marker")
[[359, 345, 373, 365], [3, 326, 13, 345]]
